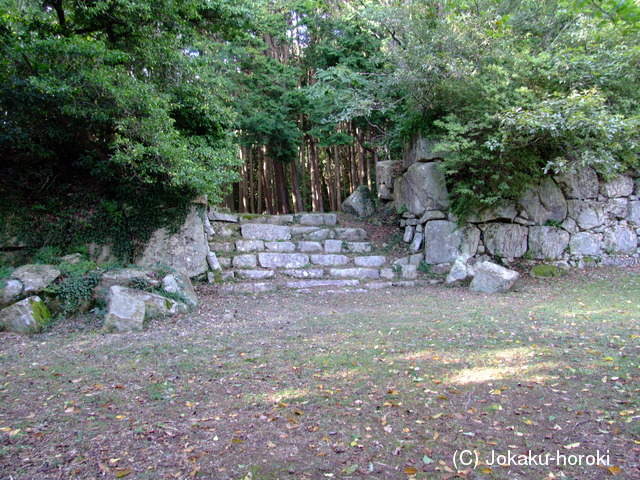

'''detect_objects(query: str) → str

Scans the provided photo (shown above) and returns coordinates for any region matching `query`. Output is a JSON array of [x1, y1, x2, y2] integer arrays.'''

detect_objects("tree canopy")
[[1, 0, 639, 256]]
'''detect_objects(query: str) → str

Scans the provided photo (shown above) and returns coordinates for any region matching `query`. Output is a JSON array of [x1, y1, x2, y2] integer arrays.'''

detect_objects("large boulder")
[[0, 279, 23, 308], [468, 200, 518, 223], [483, 224, 528, 259], [403, 134, 448, 169], [394, 161, 449, 216], [341, 186, 376, 217], [520, 177, 567, 225], [10, 264, 61, 295], [470, 262, 519, 294], [424, 221, 480, 264], [0, 296, 50, 334], [95, 268, 157, 298], [445, 255, 474, 284], [103, 286, 186, 333], [528, 226, 570, 260], [137, 206, 209, 278], [161, 270, 198, 308]]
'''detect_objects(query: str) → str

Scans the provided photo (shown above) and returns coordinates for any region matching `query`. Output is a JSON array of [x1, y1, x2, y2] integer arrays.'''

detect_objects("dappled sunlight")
[[448, 362, 557, 385]]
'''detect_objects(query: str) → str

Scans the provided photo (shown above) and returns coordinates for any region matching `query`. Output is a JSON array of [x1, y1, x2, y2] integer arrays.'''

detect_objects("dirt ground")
[[1, 267, 639, 479]]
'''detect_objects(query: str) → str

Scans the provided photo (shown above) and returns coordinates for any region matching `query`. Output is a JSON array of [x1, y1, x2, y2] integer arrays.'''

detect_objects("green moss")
[[29, 298, 52, 326], [530, 264, 566, 279]]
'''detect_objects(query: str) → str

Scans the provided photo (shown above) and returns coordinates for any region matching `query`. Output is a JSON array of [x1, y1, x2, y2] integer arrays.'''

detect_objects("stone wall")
[[381, 137, 640, 270]]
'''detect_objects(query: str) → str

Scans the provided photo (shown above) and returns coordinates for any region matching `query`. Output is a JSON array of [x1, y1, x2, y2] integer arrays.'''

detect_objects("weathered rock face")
[[603, 225, 638, 254], [567, 200, 605, 230], [445, 255, 473, 284], [600, 175, 634, 198], [341, 186, 376, 217], [468, 201, 518, 223], [103, 286, 186, 333], [483, 224, 528, 259], [394, 162, 449, 216], [528, 226, 570, 260], [138, 206, 209, 278], [555, 167, 599, 199], [161, 270, 198, 308], [0, 279, 23, 308], [0, 296, 50, 334], [470, 262, 519, 294], [570, 232, 603, 256], [520, 178, 567, 225], [424, 221, 480, 264], [376, 161, 396, 200], [402, 134, 448, 169], [11, 264, 61, 295], [96, 268, 157, 298]]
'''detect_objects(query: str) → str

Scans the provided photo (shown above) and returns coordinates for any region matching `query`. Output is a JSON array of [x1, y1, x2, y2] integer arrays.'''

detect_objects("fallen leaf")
[[115, 469, 132, 478], [607, 466, 622, 475], [404, 467, 418, 474]]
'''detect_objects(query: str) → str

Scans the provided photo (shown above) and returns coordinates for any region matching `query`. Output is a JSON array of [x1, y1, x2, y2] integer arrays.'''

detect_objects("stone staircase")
[[208, 212, 421, 293]]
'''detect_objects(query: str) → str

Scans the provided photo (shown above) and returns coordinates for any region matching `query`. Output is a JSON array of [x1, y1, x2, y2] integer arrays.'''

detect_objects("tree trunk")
[[290, 158, 304, 213], [308, 135, 324, 212], [273, 159, 291, 214], [260, 146, 274, 214], [334, 145, 342, 210]]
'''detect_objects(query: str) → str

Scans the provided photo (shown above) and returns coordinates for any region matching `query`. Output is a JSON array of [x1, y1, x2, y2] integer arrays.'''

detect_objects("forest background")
[[1, 0, 639, 262]]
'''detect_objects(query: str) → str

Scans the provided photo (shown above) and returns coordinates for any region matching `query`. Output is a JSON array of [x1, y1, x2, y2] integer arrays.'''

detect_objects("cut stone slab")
[[285, 279, 360, 289], [265, 241, 296, 253], [233, 254, 258, 268], [424, 221, 480, 264], [470, 262, 519, 294], [366, 282, 394, 290], [209, 242, 235, 254], [380, 268, 396, 280], [354, 256, 386, 268], [569, 232, 603, 256], [403, 225, 416, 243], [283, 269, 325, 279], [528, 227, 570, 260], [298, 241, 323, 253], [219, 283, 278, 294], [324, 240, 344, 254], [393, 253, 424, 266], [207, 252, 222, 272], [341, 186, 376, 217], [0, 296, 49, 334], [305, 229, 334, 241], [297, 214, 326, 226], [329, 268, 380, 279], [410, 233, 424, 252], [0, 279, 23, 308], [236, 240, 265, 252], [345, 242, 373, 254], [311, 254, 349, 267], [11, 264, 61, 295], [334, 228, 367, 241], [626, 201, 640, 225], [138, 206, 209, 278], [291, 226, 320, 236], [483, 224, 528, 259], [267, 215, 294, 225], [258, 253, 309, 269], [235, 270, 275, 280], [241, 224, 291, 241], [394, 161, 449, 216], [208, 211, 238, 223]]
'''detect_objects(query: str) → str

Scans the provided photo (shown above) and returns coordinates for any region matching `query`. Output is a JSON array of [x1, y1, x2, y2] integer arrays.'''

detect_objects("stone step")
[[210, 240, 376, 257], [221, 264, 419, 282], [217, 279, 429, 295]]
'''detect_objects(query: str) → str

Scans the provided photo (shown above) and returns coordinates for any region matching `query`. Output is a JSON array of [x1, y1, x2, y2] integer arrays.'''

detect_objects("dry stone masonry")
[[379, 135, 640, 274], [207, 212, 418, 293]]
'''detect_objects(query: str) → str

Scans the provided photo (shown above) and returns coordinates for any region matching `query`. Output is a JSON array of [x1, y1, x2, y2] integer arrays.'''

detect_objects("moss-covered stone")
[[530, 264, 567, 279]]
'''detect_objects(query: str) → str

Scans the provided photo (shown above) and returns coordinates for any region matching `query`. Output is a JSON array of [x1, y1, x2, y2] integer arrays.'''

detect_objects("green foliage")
[[417, 261, 432, 275], [32, 246, 62, 265], [376, 0, 640, 218], [46, 269, 103, 319]]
